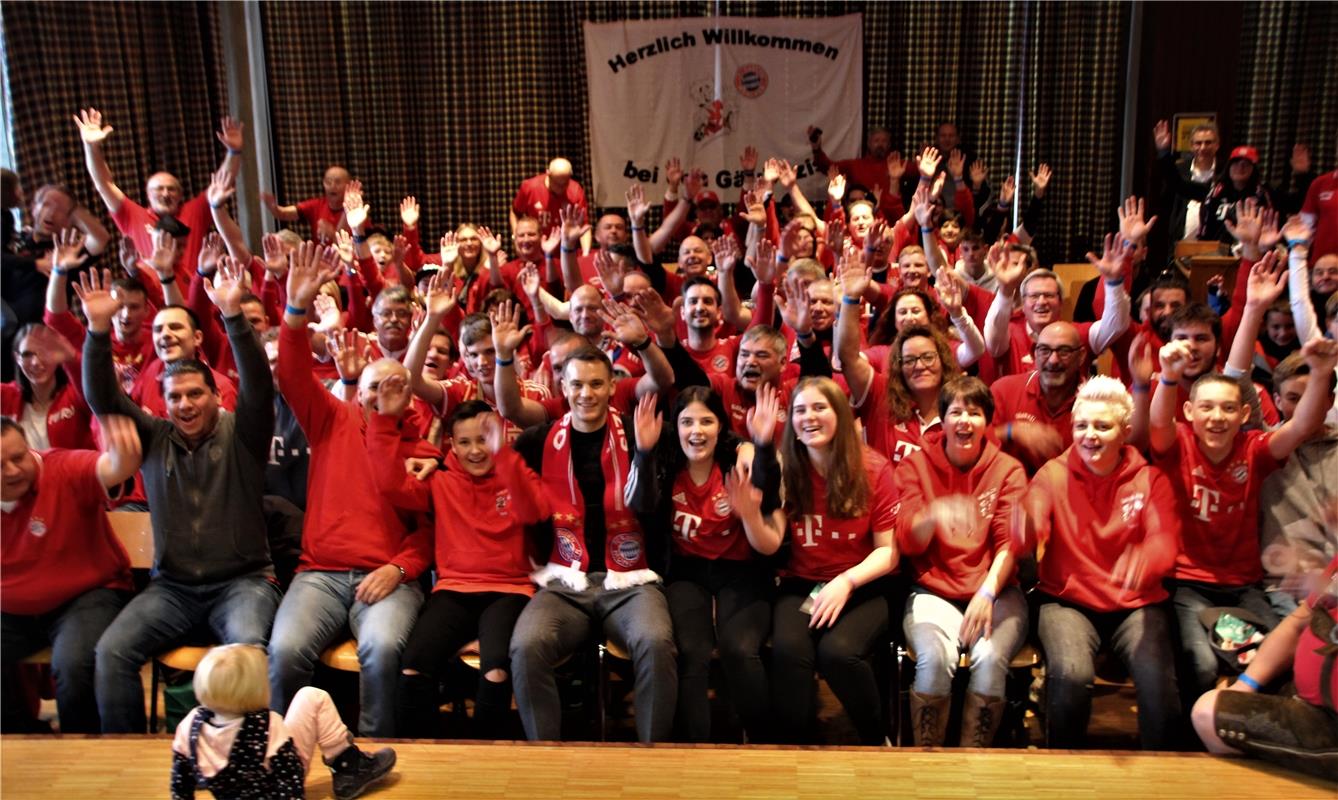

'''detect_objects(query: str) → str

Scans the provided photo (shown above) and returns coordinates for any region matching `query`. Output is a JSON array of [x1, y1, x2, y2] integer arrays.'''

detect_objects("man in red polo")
[[511, 158, 588, 248]]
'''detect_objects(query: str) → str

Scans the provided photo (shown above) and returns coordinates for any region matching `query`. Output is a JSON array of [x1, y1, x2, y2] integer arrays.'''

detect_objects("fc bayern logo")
[[609, 532, 643, 568], [734, 64, 768, 98], [712, 355, 729, 372]]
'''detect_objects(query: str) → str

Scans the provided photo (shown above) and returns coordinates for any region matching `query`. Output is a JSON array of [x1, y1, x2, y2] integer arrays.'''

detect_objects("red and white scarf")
[[531, 412, 659, 592]]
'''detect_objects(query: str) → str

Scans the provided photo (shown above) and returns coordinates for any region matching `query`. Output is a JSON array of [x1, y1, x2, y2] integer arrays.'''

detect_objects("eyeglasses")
[[1034, 345, 1083, 361], [1023, 291, 1059, 302], [900, 352, 940, 368], [376, 308, 412, 321]]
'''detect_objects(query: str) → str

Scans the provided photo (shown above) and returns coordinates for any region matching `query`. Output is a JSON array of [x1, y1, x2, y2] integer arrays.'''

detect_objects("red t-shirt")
[[784, 448, 898, 582], [999, 316, 1098, 377], [1155, 425, 1282, 585], [707, 373, 792, 444], [1, 450, 133, 615], [685, 336, 740, 379], [852, 370, 939, 466], [111, 194, 212, 286], [538, 376, 640, 421], [670, 465, 754, 561], [130, 359, 237, 419], [434, 374, 550, 443], [512, 174, 587, 235], [991, 371, 1075, 474], [1, 381, 96, 451], [894, 433, 1027, 600], [295, 197, 346, 243], [1301, 170, 1338, 261]]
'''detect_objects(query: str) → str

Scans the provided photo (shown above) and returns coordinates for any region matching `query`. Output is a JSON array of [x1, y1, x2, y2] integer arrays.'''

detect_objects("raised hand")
[[1153, 119, 1171, 152], [664, 157, 684, 191], [725, 460, 763, 519], [308, 292, 341, 335], [477, 225, 502, 256], [286, 241, 341, 310], [400, 196, 419, 228], [334, 229, 355, 265], [991, 242, 1026, 291], [918, 146, 942, 180], [598, 297, 649, 346], [626, 183, 650, 225], [98, 414, 143, 482], [824, 218, 845, 257], [438, 232, 459, 266], [328, 328, 373, 384], [118, 237, 140, 275], [947, 148, 966, 180], [215, 116, 244, 152], [969, 160, 988, 189], [741, 190, 767, 226], [633, 392, 663, 452], [375, 372, 412, 417], [198, 231, 224, 277], [1128, 330, 1156, 388], [207, 166, 236, 209], [936, 267, 964, 318], [1085, 232, 1135, 282], [1030, 163, 1053, 199], [423, 269, 460, 318], [752, 238, 780, 285], [739, 145, 759, 174], [1301, 337, 1338, 374], [746, 381, 781, 445], [886, 151, 906, 182], [775, 274, 813, 335], [711, 234, 740, 275], [1224, 197, 1263, 245], [1257, 208, 1283, 251], [51, 227, 86, 272], [204, 256, 248, 317], [763, 157, 781, 186], [775, 158, 798, 190], [1117, 195, 1157, 243], [998, 174, 1016, 206], [628, 288, 677, 342], [489, 299, 533, 359], [683, 168, 706, 202], [592, 249, 627, 296], [517, 262, 542, 300], [913, 191, 935, 228], [1157, 339, 1195, 384], [72, 108, 113, 145], [1280, 214, 1313, 245], [838, 247, 871, 300], [540, 225, 561, 258], [344, 186, 369, 230], [780, 218, 806, 261], [1244, 250, 1287, 309], [148, 226, 179, 279], [559, 203, 590, 248], [827, 172, 846, 204], [72, 268, 121, 331]]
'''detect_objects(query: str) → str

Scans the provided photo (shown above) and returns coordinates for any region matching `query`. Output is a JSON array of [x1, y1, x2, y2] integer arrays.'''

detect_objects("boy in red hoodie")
[[895, 376, 1028, 748], [368, 386, 551, 739], [1025, 376, 1182, 749]]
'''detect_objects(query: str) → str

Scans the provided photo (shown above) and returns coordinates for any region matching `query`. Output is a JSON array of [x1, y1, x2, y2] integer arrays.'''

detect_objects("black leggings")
[[397, 589, 529, 738], [771, 578, 889, 745], [665, 556, 773, 742]]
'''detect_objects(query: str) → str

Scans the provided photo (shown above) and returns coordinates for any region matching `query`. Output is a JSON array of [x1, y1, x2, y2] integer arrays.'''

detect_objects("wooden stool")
[[150, 645, 214, 733]]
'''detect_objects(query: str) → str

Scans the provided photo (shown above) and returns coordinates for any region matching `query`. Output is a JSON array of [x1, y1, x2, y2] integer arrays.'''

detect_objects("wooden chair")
[[1050, 262, 1099, 323]]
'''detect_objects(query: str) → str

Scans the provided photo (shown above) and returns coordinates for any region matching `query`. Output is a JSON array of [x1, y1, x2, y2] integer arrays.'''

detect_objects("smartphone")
[[798, 582, 826, 615]]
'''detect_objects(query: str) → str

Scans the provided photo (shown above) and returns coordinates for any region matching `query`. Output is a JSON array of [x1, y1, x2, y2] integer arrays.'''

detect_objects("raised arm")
[[72, 108, 126, 214], [1126, 331, 1157, 450], [1149, 340, 1193, 455], [600, 297, 674, 398], [259, 191, 300, 222], [558, 204, 590, 295], [204, 256, 274, 455], [491, 301, 550, 428], [147, 228, 186, 307], [648, 159, 691, 253], [1266, 339, 1338, 460], [70, 205, 112, 255], [1085, 233, 1134, 354], [207, 167, 253, 264], [402, 271, 459, 408], [983, 242, 1024, 358], [1282, 218, 1321, 344], [836, 248, 875, 402], [94, 414, 143, 490], [1225, 252, 1287, 376], [44, 228, 86, 316], [76, 269, 147, 423], [937, 267, 986, 367]]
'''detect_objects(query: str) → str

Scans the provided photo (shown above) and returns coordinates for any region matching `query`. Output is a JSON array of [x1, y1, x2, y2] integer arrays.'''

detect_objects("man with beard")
[[1108, 272, 1191, 387], [990, 322, 1089, 474]]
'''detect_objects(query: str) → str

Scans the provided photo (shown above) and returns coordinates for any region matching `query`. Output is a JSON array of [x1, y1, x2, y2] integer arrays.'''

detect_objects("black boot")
[[327, 742, 396, 800]]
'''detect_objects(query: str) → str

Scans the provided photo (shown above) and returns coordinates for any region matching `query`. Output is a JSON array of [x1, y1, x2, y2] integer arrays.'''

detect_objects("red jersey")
[[685, 336, 740, 378], [433, 374, 550, 443], [44, 309, 155, 394], [295, 197, 346, 243], [1027, 445, 1181, 611], [894, 433, 1027, 600], [1, 450, 133, 615], [1154, 425, 1281, 585], [111, 194, 212, 287], [998, 316, 1098, 376], [784, 448, 898, 582], [1, 380, 96, 451], [670, 465, 754, 561], [512, 174, 587, 235], [130, 358, 237, 419], [852, 370, 939, 465], [1301, 170, 1338, 261], [707, 373, 792, 444], [276, 324, 432, 576], [990, 371, 1075, 473], [368, 415, 550, 596]]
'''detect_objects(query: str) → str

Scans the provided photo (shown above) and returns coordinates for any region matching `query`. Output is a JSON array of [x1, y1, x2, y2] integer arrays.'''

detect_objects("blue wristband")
[[285, 303, 307, 316], [978, 587, 996, 602], [842, 295, 862, 305], [352, 234, 367, 244], [340, 378, 358, 386], [1005, 422, 1013, 442], [159, 273, 176, 284], [227, 148, 243, 157], [777, 255, 789, 263], [494, 356, 514, 367], [1286, 238, 1307, 249], [561, 245, 578, 254], [1236, 673, 1260, 691], [52, 265, 68, 277], [1159, 375, 1178, 387], [1132, 384, 1150, 394], [920, 227, 934, 234], [1104, 278, 1124, 286]]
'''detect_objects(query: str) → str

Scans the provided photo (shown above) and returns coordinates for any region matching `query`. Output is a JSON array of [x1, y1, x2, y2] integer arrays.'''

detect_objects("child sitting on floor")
[[170, 644, 396, 800]]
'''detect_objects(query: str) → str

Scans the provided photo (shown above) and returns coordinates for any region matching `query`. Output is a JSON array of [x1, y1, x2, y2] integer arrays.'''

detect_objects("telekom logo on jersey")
[[1191, 484, 1222, 522], [796, 515, 858, 547]]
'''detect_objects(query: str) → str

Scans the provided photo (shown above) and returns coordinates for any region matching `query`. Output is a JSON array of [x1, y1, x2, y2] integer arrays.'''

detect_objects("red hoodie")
[[894, 432, 1027, 600], [1026, 445, 1181, 612], [368, 414, 550, 595], [276, 324, 431, 577]]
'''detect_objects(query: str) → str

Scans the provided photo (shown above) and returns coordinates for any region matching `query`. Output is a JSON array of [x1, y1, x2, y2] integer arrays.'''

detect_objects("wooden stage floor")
[[1, 736, 1332, 799]]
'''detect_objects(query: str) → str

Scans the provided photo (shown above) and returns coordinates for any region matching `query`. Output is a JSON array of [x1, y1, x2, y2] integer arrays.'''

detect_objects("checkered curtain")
[[1, 1, 229, 227], [1234, 2, 1338, 184]]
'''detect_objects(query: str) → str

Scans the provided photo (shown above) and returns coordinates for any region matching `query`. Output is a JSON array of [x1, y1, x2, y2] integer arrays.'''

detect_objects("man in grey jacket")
[[78, 263, 279, 733]]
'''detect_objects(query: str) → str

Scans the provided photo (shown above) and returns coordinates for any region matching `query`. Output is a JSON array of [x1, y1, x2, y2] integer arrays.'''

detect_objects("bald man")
[[261, 165, 355, 243], [990, 321, 1090, 473], [511, 157, 589, 249]]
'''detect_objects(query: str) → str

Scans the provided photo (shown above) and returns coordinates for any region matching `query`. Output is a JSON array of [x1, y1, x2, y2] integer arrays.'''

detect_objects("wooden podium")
[[1173, 240, 1238, 303]]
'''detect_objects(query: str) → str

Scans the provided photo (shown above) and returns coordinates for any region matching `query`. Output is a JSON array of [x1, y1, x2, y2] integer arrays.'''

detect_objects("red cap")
[[1228, 146, 1258, 165], [694, 190, 720, 206]]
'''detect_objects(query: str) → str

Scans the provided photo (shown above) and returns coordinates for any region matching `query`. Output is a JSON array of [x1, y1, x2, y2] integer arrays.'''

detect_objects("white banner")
[[583, 14, 864, 208]]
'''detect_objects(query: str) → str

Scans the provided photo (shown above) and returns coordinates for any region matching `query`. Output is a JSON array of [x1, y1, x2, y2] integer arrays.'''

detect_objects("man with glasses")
[[367, 286, 414, 362], [983, 238, 1132, 378], [986, 236, 1134, 471]]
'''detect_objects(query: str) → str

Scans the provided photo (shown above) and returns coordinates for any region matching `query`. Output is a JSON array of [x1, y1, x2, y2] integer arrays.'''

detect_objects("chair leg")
[[148, 660, 159, 734], [596, 643, 607, 742]]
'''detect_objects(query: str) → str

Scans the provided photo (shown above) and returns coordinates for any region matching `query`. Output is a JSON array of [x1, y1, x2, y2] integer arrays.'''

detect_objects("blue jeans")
[[2, 588, 128, 733], [268, 570, 423, 738], [1036, 596, 1181, 750], [95, 575, 280, 732], [1170, 580, 1279, 703]]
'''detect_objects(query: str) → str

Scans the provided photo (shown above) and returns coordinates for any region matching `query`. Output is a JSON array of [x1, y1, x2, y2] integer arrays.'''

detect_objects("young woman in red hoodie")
[[1023, 375, 1183, 750], [771, 376, 899, 745], [894, 376, 1028, 747], [369, 381, 551, 739]]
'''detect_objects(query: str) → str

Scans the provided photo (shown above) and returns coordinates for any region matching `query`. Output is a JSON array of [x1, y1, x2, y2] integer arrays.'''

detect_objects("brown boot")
[[960, 692, 1006, 748], [909, 691, 951, 747]]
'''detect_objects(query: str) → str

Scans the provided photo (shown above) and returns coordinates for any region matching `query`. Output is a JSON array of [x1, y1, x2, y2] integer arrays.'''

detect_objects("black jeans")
[[771, 578, 889, 745], [397, 589, 530, 738], [665, 556, 773, 742], [1, 588, 128, 733]]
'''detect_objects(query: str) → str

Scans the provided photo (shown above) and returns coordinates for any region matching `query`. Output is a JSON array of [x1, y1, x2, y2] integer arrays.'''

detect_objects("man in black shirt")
[[508, 348, 676, 742]]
